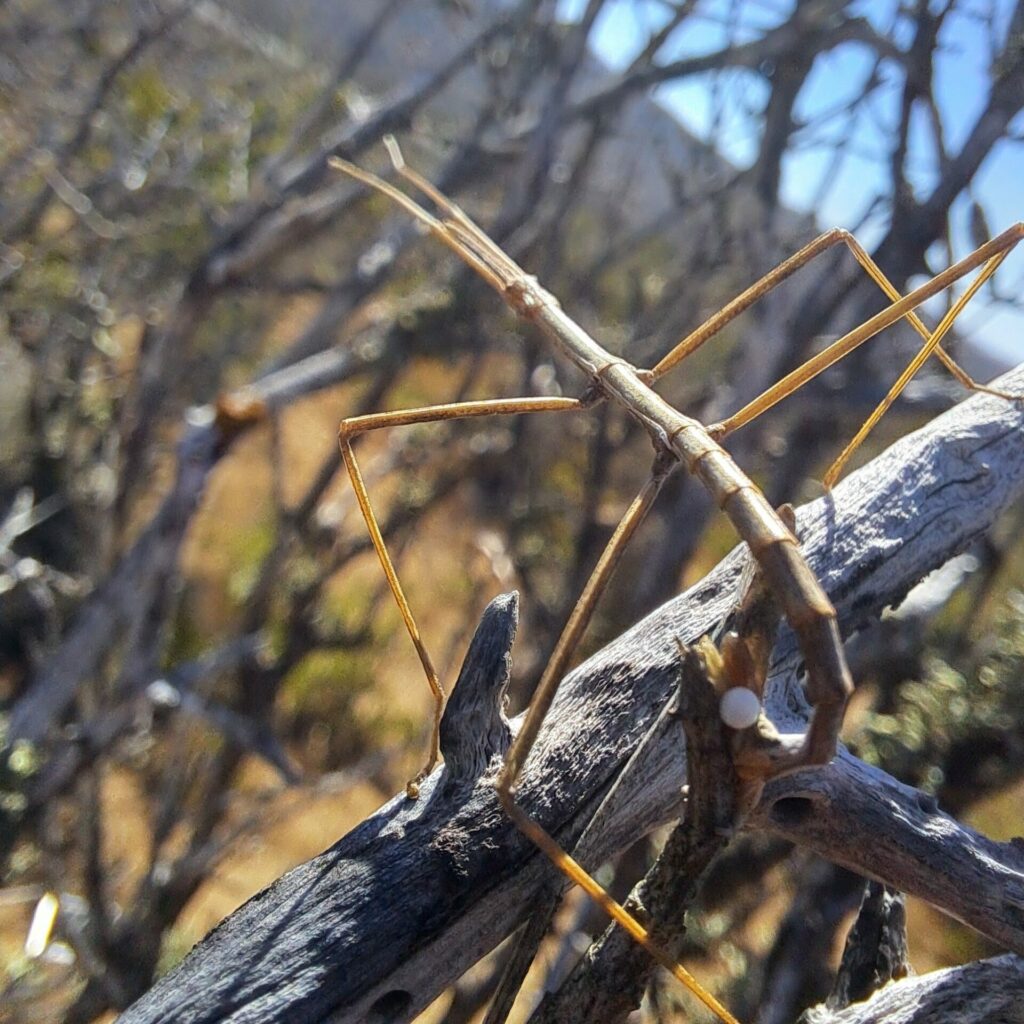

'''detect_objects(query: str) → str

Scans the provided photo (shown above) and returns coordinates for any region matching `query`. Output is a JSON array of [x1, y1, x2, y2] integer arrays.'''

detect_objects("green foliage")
[[120, 66, 175, 128], [156, 925, 197, 980], [226, 520, 277, 609], [278, 646, 416, 770], [856, 591, 1024, 800], [0, 723, 39, 860], [164, 599, 210, 668]]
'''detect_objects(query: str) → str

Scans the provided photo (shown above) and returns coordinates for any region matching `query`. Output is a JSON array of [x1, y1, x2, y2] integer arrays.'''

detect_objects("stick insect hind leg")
[[647, 224, 1024, 488]]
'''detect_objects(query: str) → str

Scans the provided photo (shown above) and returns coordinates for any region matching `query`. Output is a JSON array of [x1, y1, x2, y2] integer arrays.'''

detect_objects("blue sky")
[[558, 0, 1023, 371]]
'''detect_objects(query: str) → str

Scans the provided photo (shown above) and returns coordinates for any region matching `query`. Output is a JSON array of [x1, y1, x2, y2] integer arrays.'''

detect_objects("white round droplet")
[[720, 687, 761, 729]]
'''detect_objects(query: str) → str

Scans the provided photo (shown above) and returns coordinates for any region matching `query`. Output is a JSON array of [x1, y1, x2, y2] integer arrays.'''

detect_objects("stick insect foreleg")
[[339, 396, 583, 797], [822, 244, 1013, 485]]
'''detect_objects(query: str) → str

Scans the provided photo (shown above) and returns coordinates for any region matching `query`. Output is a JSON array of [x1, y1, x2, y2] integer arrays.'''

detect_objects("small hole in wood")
[[368, 990, 412, 1022], [770, 796, 814, 828]]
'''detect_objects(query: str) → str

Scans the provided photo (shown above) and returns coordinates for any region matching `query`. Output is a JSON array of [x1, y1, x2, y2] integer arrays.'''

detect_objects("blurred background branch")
[[1, 1, 1022, 1021]]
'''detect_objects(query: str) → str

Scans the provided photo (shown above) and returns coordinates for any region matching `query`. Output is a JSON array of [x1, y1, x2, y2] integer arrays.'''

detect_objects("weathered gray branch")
[[802, 955, 1024, 1024], [747, 749, 1024, 951], [531, 640, 742, 1024], [120, 367, 1024, 1023], [7, 338, 391, 752]]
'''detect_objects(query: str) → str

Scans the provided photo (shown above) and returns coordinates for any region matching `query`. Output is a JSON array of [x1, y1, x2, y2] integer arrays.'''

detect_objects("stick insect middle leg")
[[340, 396, 583, 797]]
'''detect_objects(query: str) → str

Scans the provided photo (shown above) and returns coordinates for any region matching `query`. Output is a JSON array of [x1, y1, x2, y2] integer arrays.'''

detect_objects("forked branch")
[[120, 366, 1024, 1024], [530, 634, 750, 1024]]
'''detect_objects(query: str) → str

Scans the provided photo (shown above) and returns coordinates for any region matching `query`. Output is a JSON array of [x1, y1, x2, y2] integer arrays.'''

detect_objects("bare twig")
[[530, 634, 744, 1024], [828, 882, 912, 1011]]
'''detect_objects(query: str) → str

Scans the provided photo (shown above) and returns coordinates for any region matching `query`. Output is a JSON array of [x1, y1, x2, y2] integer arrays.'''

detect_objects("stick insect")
[[331, 139, 1021, 1023]]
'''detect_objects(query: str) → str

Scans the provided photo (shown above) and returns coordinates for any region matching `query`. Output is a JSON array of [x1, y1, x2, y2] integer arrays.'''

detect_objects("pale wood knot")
[[439, 591, 517, 788]]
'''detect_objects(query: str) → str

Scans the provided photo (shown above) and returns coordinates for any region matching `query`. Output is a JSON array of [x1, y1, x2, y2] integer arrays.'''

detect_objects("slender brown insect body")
[[330, 143, 1021, 1022], [489, 272, 851, 787]]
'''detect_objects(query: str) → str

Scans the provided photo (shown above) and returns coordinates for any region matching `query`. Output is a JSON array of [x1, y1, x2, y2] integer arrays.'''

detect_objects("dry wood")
[[829, 882, 911, 1011], [119, 366, 1024, 1024], [802, 955, 1024, 1024], [529, 637, 745, 1024]]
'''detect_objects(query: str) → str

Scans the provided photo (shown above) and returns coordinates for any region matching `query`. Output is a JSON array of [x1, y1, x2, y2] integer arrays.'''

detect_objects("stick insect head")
[[329, 138, 519, 299]]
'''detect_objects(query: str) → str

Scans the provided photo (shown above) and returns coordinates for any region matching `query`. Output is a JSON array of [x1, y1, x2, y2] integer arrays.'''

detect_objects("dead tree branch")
[[118, 367, 1024, 1023], [801, 955, 1024, 1024]]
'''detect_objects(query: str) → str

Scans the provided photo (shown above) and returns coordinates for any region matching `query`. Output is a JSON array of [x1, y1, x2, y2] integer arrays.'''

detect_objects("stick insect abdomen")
[[514, 278, 855, 773]]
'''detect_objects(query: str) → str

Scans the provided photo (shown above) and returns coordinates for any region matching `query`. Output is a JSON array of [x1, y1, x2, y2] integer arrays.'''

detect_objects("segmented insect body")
[[331, 143, 1022, 1023]]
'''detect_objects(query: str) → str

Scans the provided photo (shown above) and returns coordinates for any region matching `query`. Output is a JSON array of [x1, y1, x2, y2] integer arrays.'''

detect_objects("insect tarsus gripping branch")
[[331, 140, 1023, 1022]]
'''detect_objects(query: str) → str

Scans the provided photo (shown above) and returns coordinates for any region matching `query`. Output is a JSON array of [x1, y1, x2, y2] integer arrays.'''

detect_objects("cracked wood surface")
[[120, 367, 1024, 1023]]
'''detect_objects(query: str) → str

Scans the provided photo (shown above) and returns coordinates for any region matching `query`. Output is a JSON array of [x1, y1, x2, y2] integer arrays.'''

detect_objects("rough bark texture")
[[532, 641, 742, 1024], [801, 955, 1024, 1024], [829, 882, 912, 1011], [120, 368, 1024, 1023]]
